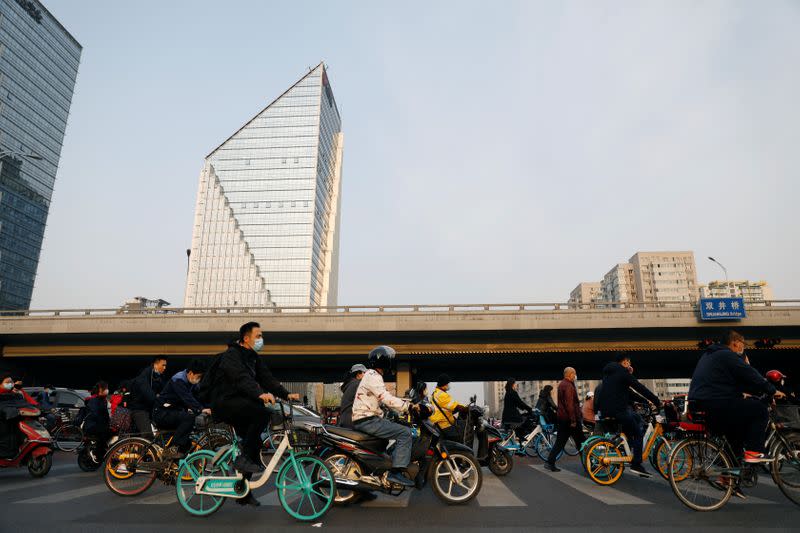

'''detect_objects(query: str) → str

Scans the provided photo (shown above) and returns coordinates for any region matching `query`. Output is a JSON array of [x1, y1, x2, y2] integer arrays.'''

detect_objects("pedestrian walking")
[[544, 367, 586, 472]]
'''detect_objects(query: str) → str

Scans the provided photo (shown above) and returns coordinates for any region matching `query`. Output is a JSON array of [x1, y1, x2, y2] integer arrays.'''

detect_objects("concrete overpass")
[[1, 301, 799, 390]]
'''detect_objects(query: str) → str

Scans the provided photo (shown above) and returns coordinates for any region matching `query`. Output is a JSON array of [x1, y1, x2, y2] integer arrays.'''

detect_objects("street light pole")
[[708, 256, 729, 281], [186, 249, 191, 274]]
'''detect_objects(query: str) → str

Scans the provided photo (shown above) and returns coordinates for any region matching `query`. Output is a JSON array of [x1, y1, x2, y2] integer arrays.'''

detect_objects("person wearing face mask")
[[153, 359, 210, 460], [429, 374, 468, 441], [128, 356, 168, 438], [83, 381, 111, 459], [0, 375, 37, 405], [545, 367, 586, 472], [211, 322, 300, 506], [689, 330, 784, 464]]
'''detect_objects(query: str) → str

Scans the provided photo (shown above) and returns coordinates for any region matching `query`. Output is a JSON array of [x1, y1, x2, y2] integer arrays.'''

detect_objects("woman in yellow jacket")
[[429, 374, 468, 441]]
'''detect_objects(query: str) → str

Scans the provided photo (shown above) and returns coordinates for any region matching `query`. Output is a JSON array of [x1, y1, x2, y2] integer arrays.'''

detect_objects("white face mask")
[[2, 382, 14, 391]]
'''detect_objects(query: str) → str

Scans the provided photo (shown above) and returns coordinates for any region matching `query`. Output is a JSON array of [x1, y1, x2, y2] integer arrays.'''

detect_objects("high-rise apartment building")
[[569, 282, 603, 307], [600, 263, 637, 305], [699, 280, 773, 303], [0, 0, 81, 309], [185, 63, 343, 309], [629, 251, 698, 304]]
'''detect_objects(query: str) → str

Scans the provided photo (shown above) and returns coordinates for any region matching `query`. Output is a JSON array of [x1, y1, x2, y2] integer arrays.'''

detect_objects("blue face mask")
[[253, 338, 264, 352]]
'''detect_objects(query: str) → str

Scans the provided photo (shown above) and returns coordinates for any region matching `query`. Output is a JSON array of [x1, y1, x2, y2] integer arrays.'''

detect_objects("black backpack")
[[197, 352, 225, 405]]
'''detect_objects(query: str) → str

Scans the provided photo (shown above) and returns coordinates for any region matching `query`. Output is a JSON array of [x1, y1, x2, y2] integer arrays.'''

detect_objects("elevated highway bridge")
[[1, 301, 799, 390]]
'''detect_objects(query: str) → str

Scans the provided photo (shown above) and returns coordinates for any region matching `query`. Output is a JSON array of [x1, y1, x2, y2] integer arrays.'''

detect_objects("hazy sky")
[[32, 1, 800, 399]]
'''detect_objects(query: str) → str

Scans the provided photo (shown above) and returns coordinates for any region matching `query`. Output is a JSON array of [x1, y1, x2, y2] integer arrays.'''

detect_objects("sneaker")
[[744, 451, 772, 464], [234, 455, 265, 474], [543, 462, 561, 472], [387, 471, 415, 487], [732, 487, 747, 500], [235, 493, 261, 507], [162, 446, 186, 461], [629, 463, 652, 478]]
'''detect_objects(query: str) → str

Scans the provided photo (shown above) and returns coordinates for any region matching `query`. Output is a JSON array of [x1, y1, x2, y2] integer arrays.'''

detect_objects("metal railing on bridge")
[[1, 299, 799, 318]]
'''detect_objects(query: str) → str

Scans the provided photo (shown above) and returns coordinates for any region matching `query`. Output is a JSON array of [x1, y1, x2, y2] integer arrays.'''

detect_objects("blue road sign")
[[699, 297, 746, 320]]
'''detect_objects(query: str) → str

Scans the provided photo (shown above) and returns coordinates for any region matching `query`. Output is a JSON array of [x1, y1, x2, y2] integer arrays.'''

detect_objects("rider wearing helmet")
[[429, 374, 468, 441], [766, 370, 797, 404], [352, 346, 416, 488]]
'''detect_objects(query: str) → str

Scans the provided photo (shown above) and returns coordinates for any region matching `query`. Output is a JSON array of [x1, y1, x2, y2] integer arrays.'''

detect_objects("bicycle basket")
[[774, 404, 800, 429], [287, 427, 320, 450]]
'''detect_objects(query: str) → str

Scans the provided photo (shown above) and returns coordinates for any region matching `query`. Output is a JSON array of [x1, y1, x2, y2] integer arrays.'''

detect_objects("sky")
[[32, 1, 800, 401]]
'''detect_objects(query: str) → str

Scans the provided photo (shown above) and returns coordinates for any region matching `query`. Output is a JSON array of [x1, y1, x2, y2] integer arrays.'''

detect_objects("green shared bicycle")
[[175, 401, 336, 521]]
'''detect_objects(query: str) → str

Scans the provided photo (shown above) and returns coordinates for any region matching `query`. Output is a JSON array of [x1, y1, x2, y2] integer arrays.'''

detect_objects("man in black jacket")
[[338, 364, 366, 428], [211, 322, 300, 497], [153, 359, 210, 460], [596, 353, 660, 477], [689, 330, 783, 463], [128, 356, 167, 437]]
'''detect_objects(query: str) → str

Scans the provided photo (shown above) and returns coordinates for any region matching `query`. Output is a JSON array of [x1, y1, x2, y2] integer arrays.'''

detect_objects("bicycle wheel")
[[54, 424, 83, 452], [771, 432, 800, 506], [276, 454, 335, 521], [176, 450, 232, 516], [669, 438, 733, 511], [584, 439, 624, 485], [103, 438, 158, 496], [564, 435, 580, 456], [535, 433, 563, 462]]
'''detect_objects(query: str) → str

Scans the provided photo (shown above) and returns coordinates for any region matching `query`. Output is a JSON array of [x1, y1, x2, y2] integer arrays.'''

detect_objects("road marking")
[[360, 490, 412, 508], [530, 465, 653, 505], [636, 467, 777, 505], [0, 477, 61, 493], [257, 490, 281, 506], [477, 472, 526, 507], [15, 483, 108, 504], [131, 490, 176, 504]]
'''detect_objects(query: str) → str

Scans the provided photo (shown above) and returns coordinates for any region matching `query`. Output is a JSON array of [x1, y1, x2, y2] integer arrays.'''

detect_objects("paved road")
[[0, 452, 797, 532]]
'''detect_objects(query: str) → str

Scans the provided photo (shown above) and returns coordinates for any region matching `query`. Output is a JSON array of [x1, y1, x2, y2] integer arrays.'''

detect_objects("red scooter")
[[0, 404, 54, 477]]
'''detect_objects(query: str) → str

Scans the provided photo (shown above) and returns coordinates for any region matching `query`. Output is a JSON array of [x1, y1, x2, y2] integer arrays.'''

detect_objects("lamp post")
[[186, 249, 191, 274], [708, 256, 729, 282]]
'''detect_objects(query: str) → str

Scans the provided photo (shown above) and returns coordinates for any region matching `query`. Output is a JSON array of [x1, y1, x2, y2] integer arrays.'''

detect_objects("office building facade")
[[0, 0, 81, 309], [185, 63, 343, 309]]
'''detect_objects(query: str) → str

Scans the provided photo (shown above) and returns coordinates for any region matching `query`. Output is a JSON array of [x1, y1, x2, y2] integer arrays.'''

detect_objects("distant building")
[[0, 0, 82, 309], [484, 381, 505, 418], [601, 263, 637, 305], [699, 280, 773, 303], [594, 252, 699, 306], [569, 282, 603, 307]]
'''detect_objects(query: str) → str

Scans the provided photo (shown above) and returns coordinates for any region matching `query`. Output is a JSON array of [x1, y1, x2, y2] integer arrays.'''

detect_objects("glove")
[[455, 405, 469, 415]]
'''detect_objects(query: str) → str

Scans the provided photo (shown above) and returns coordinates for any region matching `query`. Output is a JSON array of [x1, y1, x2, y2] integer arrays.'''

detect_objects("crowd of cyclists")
[[1, 323, 798, 512]]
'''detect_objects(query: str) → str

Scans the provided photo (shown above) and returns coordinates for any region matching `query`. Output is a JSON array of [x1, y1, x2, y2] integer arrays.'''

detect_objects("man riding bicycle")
[[688, 330, 784, 463], [595, 353, 660, 477], [153, 359, 210, 461]]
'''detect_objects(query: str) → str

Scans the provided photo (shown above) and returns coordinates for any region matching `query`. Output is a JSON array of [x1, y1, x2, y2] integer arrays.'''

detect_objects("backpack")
[[197, 352, 225, 405]]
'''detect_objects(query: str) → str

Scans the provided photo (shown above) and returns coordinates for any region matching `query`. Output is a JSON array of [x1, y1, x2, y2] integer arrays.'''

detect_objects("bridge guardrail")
[[1, 300, 799, 318]]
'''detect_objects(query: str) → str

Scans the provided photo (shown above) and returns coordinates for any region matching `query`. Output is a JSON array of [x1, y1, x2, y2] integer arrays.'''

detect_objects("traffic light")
[[697, 339, 714, 350], [754, 338, 782, 349]]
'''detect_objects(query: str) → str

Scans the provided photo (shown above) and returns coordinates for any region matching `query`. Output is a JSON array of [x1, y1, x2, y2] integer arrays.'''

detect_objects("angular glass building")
[[184, 63, 343, 309], [0, 0, 82, 309]]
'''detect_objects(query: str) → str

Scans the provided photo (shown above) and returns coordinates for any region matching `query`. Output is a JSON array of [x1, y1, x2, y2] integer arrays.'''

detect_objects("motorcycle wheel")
[[322, 453, 363, 505], [28, 453, 52, 478], [487, 447, 513, 476], [430, 452, 482, 505], [78, 448, 101, 472]]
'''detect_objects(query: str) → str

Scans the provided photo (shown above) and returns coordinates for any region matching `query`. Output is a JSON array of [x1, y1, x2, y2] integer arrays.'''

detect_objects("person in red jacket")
[[544, 367, 585, 472], [0, 375, 38, 405]]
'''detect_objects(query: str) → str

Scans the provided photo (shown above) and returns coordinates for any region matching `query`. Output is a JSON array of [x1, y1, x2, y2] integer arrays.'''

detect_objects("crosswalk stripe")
[[477, 472, 526, 507], [530, 465, 653, 505], [0, 477, 61, 494], [131, 490, 176, 505], [15, 483, 108, 504], [635, 467, 777, 505], [256, 490, 281, 506], [360, 490, 412, 508]]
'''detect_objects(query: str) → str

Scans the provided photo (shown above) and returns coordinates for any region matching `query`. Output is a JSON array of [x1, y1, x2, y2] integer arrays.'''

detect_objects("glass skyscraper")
[[184, 63, 343, 309], [0, 0, 81, 309]]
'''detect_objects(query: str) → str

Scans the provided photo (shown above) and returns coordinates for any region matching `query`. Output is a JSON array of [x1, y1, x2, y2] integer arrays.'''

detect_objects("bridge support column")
[[396, 363, 411, 396]]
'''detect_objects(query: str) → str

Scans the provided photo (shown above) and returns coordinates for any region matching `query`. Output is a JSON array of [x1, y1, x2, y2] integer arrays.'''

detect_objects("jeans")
[[152, 408, 195, 450], [354, 417, 413, 469], [614, 409, 644, 465], [131, 410, 154, 438], [700, 398, 769, 454], [546, 420, 585, 465]]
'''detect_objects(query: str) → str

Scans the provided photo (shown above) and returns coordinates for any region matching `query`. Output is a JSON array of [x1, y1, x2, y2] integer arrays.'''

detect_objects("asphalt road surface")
[[0, 452, 797, 532]]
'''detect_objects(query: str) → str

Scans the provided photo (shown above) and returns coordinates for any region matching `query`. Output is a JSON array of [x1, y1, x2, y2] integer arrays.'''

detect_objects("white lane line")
[[360, 490, 412, 508], [530, 465, 653, 505], [0, 477, 61, 494], [636, 467, 777, 505], [477, 472, 526, 507], [131, 490, 177, 505], [15, 483, 108, 504]]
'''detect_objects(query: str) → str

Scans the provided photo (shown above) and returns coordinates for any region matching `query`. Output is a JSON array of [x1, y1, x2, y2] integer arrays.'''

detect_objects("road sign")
[[699, 297, 746, 320]]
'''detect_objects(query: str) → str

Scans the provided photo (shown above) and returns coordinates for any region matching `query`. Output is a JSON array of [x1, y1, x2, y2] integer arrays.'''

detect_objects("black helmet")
[[367, 345, 396, 372], [436, 374, 452, 388]]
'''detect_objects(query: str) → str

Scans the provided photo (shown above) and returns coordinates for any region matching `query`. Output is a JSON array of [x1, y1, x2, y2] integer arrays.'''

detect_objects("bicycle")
[[175, 401, 335, 521], [668, 401, 800, 511], [48, 409, 83, 452], [582, 405, 672, 485], [103, 415, 232, 497]]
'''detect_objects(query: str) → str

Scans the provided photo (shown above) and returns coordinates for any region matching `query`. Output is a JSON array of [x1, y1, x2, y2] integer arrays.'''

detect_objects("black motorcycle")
[[460, 396, 513, 476], [316, 390, 483, 506]]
